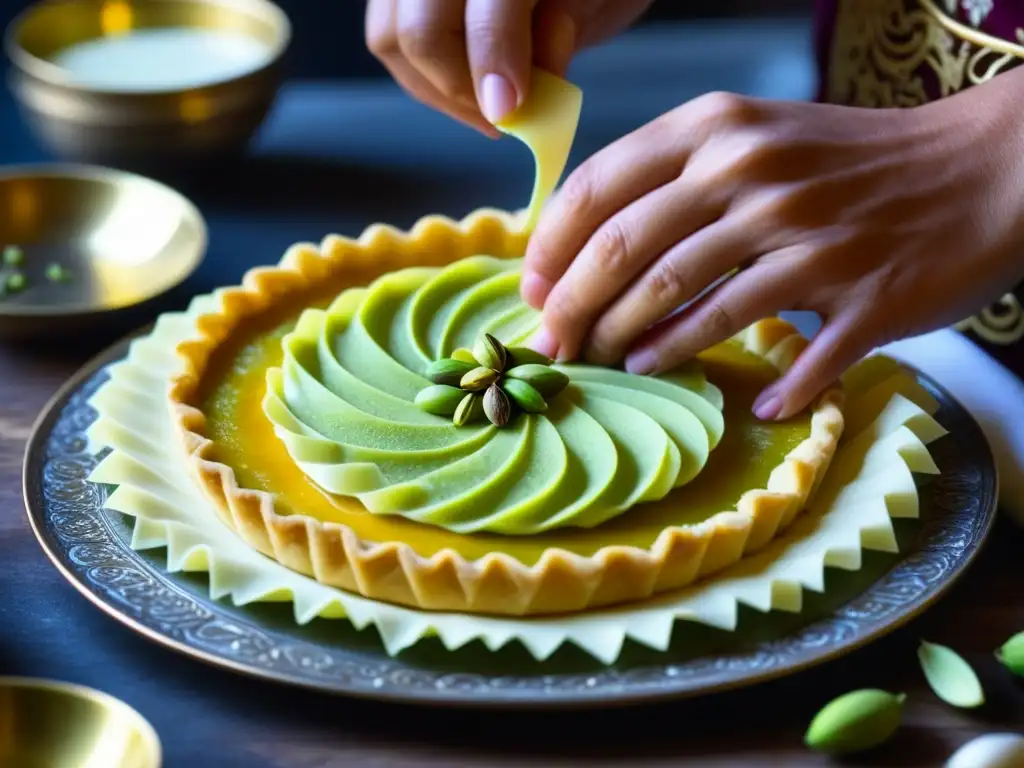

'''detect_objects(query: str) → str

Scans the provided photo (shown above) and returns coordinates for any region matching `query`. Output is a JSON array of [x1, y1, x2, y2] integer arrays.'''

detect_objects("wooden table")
[[2, 19, 1023, 768]]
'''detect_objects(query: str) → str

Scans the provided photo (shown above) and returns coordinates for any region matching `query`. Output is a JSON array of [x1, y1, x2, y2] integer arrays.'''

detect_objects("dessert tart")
[[166, 70, 845, 617]]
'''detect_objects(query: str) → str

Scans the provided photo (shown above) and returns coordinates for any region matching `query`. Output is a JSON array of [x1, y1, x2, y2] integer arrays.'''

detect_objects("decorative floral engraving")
[[24, 360, 995, 704]]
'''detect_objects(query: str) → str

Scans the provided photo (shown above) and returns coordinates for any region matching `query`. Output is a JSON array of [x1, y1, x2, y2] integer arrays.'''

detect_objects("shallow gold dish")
[[0, 677, 161, 767], [0, 164, 206, 340], [4, 0, 290, 170]]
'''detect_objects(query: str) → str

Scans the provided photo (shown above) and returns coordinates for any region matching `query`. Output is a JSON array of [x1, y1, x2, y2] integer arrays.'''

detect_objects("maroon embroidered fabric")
[[812, 0, 1024, 374]]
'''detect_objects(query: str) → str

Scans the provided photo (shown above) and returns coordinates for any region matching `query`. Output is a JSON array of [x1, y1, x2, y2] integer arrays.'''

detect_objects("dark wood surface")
[[2, 18, 1023, 768]]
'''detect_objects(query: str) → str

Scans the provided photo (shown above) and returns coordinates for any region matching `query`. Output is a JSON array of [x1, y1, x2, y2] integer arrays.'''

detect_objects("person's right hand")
[[365, 0, 653, 136]]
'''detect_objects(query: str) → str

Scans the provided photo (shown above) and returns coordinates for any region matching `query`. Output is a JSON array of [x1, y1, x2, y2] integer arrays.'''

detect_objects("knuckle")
[[590, 219, 634, 274], [396, 20, 440, 60], [702, 299, 738, 339], [694, 91, 756, 129], [559, 165, 598, 217], [464, 18, 504, 52], [645, 259, 688, 305]]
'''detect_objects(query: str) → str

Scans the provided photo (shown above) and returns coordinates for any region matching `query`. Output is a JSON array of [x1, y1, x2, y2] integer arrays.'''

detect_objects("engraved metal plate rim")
[[21, 335, 999, 709]]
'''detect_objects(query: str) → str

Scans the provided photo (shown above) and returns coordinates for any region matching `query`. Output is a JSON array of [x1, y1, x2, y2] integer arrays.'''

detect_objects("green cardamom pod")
[[503, 378, 547, 413], [506, 364, 570, 398], [804, 689, 905, 755], [506, 346, 553, 368], [473, 333, 507, 371], [460, 366, 499, 392], [483, 383, 511, 427], [918, 640, 985, 708], [414, 384, 465, 416], [451, 347, 477, 365], [995, 631, 1024, 676], [424, 358, 476, 387], [453, 392, 483, 427]]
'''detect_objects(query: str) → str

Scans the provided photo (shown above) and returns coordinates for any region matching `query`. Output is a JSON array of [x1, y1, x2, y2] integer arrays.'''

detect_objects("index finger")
[[520, 116, 682, 309], [521, 92, 759, 309]]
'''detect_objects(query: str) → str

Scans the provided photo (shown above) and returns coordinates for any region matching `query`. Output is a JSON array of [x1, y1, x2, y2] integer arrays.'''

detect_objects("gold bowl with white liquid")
[[0, 677, 162, 767], [4, 0, 291, 171]]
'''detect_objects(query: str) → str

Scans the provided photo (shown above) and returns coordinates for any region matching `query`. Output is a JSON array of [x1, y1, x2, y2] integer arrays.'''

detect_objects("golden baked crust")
[[168, 208, 844, 616]]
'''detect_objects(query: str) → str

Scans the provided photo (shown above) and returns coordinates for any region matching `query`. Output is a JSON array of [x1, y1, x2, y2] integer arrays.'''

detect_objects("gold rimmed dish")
[[0, 677, 161, 767], [20, 334, 998, 707], [4, 0, 291, 170], [0, 164, 206, 340]]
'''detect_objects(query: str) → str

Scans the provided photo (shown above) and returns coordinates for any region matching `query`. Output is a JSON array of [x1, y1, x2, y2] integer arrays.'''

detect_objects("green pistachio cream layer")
[[262, 256, 726, 535]]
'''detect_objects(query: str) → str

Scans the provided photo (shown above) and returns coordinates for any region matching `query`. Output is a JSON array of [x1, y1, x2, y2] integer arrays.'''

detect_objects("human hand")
[[365, 0, 653, 135], [520, 75, 1024, 420]]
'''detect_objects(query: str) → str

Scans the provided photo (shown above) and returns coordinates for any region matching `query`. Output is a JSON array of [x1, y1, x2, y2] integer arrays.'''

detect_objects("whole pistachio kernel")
[[506, 345, 553, 368], [483, 382, 511, 427], [460, 366, 499, 392], [473, 333, 507, 372], [453, 392, 484, 427], [805, 689, 905, 755], [503, 378, 547, 413], [414, 384, 465, 416], [506, 364, 570, 398], [995, 631, 1024, 677], [424, 358, 476, 387], [451, 347, 477, 365]]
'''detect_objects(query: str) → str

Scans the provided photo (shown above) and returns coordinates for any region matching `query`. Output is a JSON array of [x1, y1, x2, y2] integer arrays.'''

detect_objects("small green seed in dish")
[[4, 272, 27, 293], [45, 263, 71, 282], [2, 245, 24, 267]]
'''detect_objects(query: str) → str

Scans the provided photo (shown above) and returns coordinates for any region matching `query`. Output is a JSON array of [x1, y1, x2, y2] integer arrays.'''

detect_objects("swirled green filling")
[[263, 256, 726, 535]]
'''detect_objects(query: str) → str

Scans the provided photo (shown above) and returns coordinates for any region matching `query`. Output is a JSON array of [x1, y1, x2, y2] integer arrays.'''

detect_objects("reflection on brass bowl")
[[0, 164, 206, 340], [0, 677, 161, 767], [4, 0, 290, 171]]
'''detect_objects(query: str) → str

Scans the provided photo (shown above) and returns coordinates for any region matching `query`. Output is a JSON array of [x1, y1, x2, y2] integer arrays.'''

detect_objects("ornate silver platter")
[[23, 338, 998, 708]]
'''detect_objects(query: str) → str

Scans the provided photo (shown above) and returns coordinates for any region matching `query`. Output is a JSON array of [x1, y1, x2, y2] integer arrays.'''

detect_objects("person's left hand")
[[520, 82, 1024, 421]]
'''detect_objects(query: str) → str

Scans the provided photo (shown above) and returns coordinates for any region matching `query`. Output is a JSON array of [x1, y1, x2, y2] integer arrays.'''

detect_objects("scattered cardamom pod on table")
[[804, 688, 905, 755], [995, 631, 1024, 677], [918, 640, 985, 709]]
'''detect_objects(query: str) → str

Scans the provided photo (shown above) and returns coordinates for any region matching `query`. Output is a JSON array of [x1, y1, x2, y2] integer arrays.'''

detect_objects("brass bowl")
[[0, 677, 161, 767], [4, 0, 291, 171], [0, 164, 207, 340]]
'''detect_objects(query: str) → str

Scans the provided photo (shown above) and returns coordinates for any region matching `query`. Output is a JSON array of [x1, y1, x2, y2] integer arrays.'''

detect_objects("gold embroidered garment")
[[819, 0, 1024, 346]]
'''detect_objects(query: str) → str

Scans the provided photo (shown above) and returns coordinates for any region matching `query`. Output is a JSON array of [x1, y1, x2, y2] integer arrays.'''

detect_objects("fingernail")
[[753, 393, 783, 421], [529, 325, 560, 359], [625, 349, 658, 376], [480, 73, 518, 124], [520, 270, 553, 308]]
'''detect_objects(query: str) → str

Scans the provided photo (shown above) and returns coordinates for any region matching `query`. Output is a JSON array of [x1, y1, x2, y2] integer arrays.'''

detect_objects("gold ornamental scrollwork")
[[826, 1, 1024, 345], [826, 0, 1024, 108]]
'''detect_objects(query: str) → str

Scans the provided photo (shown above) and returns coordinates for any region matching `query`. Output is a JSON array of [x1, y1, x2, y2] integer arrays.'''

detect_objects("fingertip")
[[625, 348, 658, 376], [752, 390, 783, 421], [479, 73, 519, 124], [528, 325, 560, 359], [520, 270, 553, 308]]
